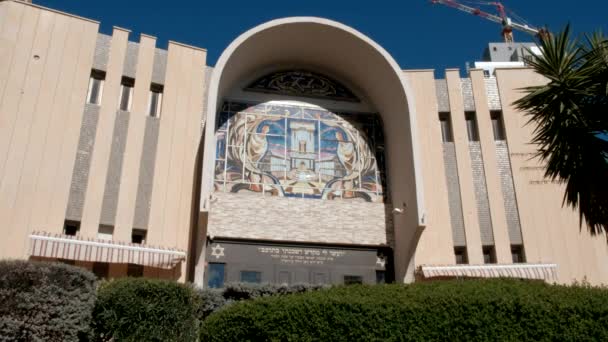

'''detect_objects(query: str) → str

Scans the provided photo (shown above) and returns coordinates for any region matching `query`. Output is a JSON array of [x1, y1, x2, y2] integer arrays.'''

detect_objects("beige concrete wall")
[[0, 2, 206, 283], [495, 68, 608, 284], [404, 70, 455, 266], [0, 1, 98, 259], [146, 42, 207, 281], [31, 17, 98, 232], [413, 68, 608, 285]]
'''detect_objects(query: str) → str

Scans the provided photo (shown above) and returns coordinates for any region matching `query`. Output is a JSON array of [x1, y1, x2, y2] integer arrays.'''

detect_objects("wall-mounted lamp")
[[392, 202, 407, 215]]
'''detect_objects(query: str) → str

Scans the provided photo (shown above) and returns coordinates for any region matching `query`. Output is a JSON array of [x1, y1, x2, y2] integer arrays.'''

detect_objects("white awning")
[[29, 231, 186, 269], [420, 263, 558, 282]]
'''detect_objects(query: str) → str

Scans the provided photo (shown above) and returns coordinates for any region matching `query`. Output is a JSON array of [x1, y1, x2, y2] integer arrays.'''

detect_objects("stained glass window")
[[245, 70, 359, 102], [214, 101, 386, 203]]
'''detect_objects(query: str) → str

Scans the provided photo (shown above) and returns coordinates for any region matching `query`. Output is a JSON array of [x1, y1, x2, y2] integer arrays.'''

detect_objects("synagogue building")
[[1, 0, 606, 287]]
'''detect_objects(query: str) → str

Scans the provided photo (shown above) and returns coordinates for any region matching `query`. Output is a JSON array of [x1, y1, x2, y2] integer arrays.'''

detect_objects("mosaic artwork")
[[214, 101, 386, 202]]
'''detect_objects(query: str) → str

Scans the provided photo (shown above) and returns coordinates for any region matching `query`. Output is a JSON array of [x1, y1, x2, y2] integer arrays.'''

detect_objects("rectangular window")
[[465, 111, 479, 141], [454, 247, 468, 264], [131, 229, 147, 244], [344, 275, 363, 285], [127, 264, 144, 277], [439, 112, 453, 142], [148, 83, 163, 117], [207, 263, 225, 288], [93, 262, 109, 279], [119, 77, 134, 111], [511, 245, 525, 263], [97, 225, 114, 241], [483, 246, 497, 264], [240, 270, 262, 284], [490, 111, 506, 141], [87, 70, 105, 105], [63, 220, 80, 236]]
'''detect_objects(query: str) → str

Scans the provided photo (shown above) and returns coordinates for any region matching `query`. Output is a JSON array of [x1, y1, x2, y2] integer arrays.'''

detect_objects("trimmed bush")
[[201, 279, 608, 341], [92, 277, 200, 341], [197, 282, 328, 320], [0, 260, 97, 342], [197, 288, 227, 320], [222, 282, 328, 300]]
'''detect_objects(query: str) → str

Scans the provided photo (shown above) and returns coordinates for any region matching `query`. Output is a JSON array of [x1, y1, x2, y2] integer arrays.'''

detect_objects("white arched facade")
[[197, 17, 426, 285]]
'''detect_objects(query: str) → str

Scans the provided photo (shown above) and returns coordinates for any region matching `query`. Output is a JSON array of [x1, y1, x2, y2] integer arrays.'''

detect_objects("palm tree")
[[514, 26, 608, 236]]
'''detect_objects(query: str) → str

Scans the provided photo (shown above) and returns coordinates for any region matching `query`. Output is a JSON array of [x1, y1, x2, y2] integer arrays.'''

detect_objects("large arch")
[[198, 17, 426, 284]]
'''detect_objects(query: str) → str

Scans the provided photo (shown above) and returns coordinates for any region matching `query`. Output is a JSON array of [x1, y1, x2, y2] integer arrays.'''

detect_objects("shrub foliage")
[[92, 278, 200, 342], [0, 260, 97, 342], [197, 282, 328, 320], [201, 279, 608, 341]]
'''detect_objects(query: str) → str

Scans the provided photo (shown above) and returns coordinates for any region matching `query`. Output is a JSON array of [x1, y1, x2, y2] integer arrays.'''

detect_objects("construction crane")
[[431, 0, 547, 42]]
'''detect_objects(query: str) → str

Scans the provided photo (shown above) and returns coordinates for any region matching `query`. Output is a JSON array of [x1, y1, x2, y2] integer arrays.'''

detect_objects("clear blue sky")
[[37, 0, 607, 76]]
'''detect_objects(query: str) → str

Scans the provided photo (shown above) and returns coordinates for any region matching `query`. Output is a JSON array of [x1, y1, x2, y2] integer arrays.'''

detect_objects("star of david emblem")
[[210, 244, 225, 259]]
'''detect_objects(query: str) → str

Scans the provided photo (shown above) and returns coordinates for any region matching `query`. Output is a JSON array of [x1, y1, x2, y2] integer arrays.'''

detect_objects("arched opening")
[[196, 17, 425, 286]]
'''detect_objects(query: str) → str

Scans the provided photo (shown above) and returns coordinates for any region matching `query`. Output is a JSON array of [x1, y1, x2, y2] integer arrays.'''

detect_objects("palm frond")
[[514, 25, 608, 236]]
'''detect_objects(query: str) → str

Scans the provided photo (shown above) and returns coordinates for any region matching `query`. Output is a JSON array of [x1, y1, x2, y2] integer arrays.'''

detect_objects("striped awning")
[[29, 231, 186, 269], [420, 263, 558, 282]]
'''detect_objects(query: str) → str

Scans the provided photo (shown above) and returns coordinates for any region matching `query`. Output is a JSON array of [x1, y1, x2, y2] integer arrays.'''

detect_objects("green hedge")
[[0, 260, 97, 342], [92, 278, 200, 342], [201, 279, 608, 341], [198, 282, 328, 320]]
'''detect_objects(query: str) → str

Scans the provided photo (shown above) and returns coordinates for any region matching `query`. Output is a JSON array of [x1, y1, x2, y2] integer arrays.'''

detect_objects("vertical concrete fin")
[[470, 70, 512, 263], [79, 27, 130, 236], [445, 70, 484, 264], [114, 34, 157, 241], [99, 110, 129, 226]]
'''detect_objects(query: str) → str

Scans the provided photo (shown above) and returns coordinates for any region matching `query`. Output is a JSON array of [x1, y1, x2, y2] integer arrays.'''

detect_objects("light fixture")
[[392, 202, 407, 215]]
